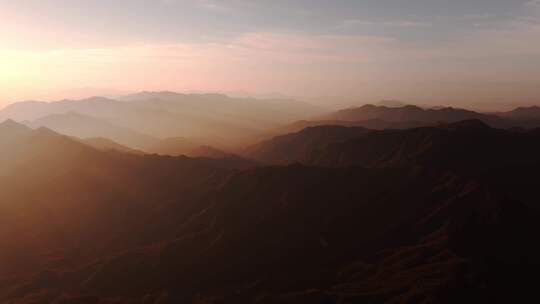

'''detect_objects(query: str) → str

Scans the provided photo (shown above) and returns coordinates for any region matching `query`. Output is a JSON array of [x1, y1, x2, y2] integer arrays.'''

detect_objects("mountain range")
[[1, 116, 540, 303], [316, 104, 511, 127], [0, 92, 325, 150], [259, 104, 540, 143], [249, 119, 540, 171], [2, 94, 540, 155], [498, 106, 540, 120]]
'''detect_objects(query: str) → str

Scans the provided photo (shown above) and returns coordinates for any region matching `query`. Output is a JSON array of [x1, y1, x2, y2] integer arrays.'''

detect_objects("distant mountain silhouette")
[[27, 111, 158, 149], [0, 97, 125, 121], [120, 91, 324, 124], [272, 118, 429, 137], [266, 104, 540, 143], [500, 106, 540, 119], [264, 104, 540, 144], [317, 104, 512, 127], [375, 99, 407, 107], [0, 92, 325, 149]]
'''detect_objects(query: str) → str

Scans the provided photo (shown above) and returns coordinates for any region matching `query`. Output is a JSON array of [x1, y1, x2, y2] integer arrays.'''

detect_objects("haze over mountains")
[[0, 92, 325, 151], [5, 0, 540, 302], [2, 111, 540, 303], [27, 112, 157, 150], [2, 93, 540, 303], [3, 92, 540, 157]]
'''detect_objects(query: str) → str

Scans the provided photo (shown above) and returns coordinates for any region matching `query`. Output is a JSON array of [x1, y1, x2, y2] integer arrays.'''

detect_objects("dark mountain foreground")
[[248, 119, 540, 170], [245, 125, 370, 164], [1, 119, 539, 304]]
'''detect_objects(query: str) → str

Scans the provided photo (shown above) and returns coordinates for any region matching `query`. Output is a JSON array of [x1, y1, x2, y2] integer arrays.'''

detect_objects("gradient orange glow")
[[1, 1, 539, 110]]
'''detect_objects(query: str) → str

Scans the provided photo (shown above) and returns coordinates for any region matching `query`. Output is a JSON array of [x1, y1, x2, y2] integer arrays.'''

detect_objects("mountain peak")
[[0, 119, 30, 131], [501, 106, 540, 119], [34, 126, 61, 136], [516, 105, 540, 110], [79, 96, 116, 103], [402, 104, 423, 110], [376, 100, 407, 108]]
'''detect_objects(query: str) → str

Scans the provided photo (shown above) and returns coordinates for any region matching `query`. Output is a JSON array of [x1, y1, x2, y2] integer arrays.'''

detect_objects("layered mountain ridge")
[[1, 97, 540, 303]]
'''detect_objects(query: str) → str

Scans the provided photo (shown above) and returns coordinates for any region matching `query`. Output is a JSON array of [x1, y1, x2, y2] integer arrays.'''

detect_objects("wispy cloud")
[[196, 0, 229, 12], [340, 19, 429, 29], [2, 1, 540, 106]]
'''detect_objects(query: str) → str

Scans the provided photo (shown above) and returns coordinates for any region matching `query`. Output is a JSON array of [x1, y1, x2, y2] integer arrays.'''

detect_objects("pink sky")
[[1, 1, 540, 110]]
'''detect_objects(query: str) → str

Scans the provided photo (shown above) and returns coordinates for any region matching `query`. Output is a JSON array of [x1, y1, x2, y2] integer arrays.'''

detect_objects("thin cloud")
[[340, 19, 430, 29], [197, 0, 228, 11]]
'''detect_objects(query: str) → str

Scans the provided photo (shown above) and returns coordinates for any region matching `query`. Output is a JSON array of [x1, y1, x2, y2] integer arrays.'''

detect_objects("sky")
[[1, 0, 539, 110]]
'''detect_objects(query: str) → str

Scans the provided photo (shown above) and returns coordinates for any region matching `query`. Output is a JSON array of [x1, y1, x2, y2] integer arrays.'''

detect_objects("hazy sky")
[[1, 0, 539, 109]]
